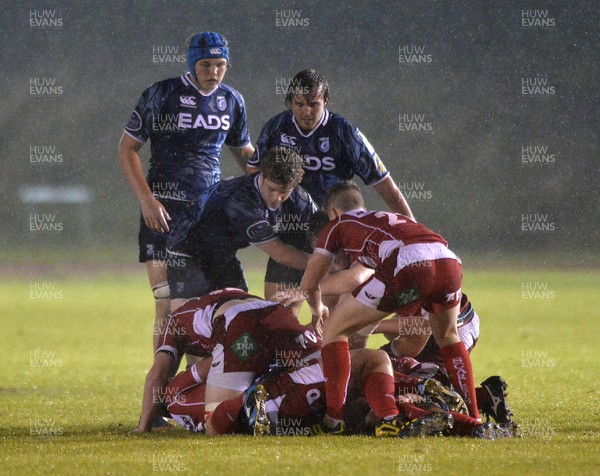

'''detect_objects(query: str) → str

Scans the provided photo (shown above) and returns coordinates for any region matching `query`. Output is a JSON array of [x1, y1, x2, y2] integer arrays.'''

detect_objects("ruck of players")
[[119, 31, 519, 440]]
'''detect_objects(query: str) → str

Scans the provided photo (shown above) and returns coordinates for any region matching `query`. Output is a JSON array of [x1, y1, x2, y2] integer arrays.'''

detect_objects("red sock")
[[209, 396, 244, 435], [363, 372, 399, 420], [440, 342, 480, 419], [322, 341, 351, 421], [449, 411, 480, 436], [394, 371, 422, 395], [398, 402, 428, 420]]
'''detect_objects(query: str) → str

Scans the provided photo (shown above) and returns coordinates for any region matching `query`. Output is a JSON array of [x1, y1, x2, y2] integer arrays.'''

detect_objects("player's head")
[[258, 146, 305, 209], [324, 180, 365, 219], [285, 69, 329, 132], [187, 32, 230, 91]]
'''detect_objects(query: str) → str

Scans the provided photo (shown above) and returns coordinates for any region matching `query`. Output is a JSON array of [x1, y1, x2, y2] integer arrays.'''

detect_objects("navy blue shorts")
[[167, 253, 248, 300], [138, 200, 190, 263]]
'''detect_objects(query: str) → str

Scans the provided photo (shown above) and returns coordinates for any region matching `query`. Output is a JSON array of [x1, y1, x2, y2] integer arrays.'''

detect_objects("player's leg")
[[320, 295, 388, 429], [347, 349, 399, 424], [145, 260, 171, 350]]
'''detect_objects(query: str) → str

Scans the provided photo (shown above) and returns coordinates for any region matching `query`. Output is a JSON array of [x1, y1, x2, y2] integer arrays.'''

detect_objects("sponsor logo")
[[231, 332, 258, 362], [209, 48, 222, 55], [394, 288, 420, 307], [247, 220, 274, 242], [303, 155, 335, 171], [280, 134, 297, 146], [126, 111, 143, 131], [179, 96, 197, 107], [177, 113, 231, 130]]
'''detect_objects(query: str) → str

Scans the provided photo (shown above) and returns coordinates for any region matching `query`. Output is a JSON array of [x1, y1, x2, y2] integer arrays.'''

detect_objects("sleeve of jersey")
[[224, 92, 251, 148], [341, 122, 390, 186], [247, 117, 276, 167], [155, 316, 181, 361], [313, 221, 340, 259], [124, 82, 166, 144]]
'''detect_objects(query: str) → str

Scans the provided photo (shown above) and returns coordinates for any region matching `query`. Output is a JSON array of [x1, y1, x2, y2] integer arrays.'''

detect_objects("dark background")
[[1, 0, 598, 265]]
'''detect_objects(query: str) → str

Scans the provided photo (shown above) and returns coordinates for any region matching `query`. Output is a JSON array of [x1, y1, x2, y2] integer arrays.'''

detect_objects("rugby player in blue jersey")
[[166, 146, 316, 310], [247, 69, 413, 303], [118, 32, 254, 349]]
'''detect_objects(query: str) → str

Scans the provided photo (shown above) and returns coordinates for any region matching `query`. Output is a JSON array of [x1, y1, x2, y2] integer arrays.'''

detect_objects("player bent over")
[[138, 288, 320, 432], [294, 181, 481, 433], [166, 146, 316, 311]]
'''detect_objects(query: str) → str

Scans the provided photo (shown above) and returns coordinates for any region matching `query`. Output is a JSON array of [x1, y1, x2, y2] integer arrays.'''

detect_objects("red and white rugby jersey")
[[155, 288, 253, 362], [314, 209, 447, 269]]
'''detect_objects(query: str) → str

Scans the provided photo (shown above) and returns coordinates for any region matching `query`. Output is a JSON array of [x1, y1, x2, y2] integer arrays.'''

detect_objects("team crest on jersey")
[[216, 96, 227, 111], [318, 137, 330, 153], [179, 96, 197, 108]]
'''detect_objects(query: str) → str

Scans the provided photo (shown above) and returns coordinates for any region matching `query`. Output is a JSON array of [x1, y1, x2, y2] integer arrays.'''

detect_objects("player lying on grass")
[[138, 288, 320, 432], [166, 146, 316, 315], [286, 180, 482, 434], [200, 348, 516, 438], [207, 348, 454, 437]]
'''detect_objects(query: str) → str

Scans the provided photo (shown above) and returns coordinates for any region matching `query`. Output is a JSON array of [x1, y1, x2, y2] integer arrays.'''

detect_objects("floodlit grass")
[[0, 269, 599, 475]]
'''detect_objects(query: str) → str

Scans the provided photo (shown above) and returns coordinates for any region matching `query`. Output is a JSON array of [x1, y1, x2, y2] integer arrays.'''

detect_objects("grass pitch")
[[0, 268, 599, 475]]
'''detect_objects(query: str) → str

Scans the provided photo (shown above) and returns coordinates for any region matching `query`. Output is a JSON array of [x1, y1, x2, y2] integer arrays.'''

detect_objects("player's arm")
[[228, 143, 255, 174], [373, 176, 414, 220], [255, 238, 311, 270], [321, 262, 374, 296], [118, 133, 171, 233], [138, 351, 177, 432], [299, 252, 334, 332]]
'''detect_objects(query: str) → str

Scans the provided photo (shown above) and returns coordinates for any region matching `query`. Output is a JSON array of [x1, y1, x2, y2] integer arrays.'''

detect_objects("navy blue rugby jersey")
[[124, 72, 250, 202], [168, 174, 317, 258], [248, 109, 389, 205]]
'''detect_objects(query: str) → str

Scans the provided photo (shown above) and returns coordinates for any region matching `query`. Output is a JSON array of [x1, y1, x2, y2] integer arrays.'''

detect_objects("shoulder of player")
[[287, 185, 316, 209], [215, 83, 246, 103], [143, 75, 184, 95], [261, 109, 293, 131]]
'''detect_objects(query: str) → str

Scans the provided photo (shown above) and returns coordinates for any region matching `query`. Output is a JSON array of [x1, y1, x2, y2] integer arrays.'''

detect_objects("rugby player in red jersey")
[[138, 288, 320, 432], [293, 180, 481, 434]]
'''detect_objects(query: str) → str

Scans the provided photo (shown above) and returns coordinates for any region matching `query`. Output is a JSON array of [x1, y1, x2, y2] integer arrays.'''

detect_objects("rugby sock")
[[397, 402, 428, 420], [440, 342, 480, 419], [363, 372, 399, 420], [449, 412, 480, 436], [209, 396, 244, 435], [322, 341, 351, 422]]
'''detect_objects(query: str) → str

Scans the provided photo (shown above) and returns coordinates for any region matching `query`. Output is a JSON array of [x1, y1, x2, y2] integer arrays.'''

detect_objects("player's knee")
[[152, 281, 170, 301]]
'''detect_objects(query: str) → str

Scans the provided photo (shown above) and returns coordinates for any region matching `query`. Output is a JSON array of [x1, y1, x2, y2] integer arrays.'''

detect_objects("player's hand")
[[311, 304, 328, 338], [141, 197, 171, 233]]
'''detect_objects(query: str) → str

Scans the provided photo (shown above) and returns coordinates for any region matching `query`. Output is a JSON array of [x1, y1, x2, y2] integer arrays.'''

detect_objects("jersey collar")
[[182, 72, 219, 96], [292, 109, 329, 138]]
